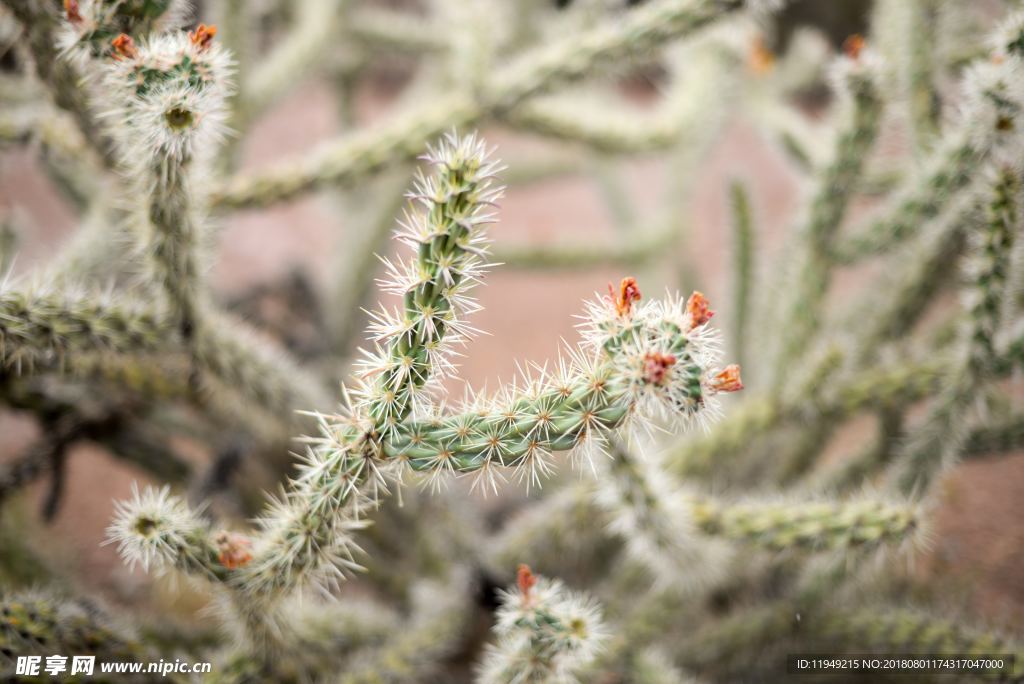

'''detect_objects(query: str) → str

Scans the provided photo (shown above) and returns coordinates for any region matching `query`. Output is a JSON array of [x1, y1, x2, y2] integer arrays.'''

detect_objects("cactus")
[[104, 133, 744, 663], [771, 37, 885, 381], [1, 592, 147, 668], [1, 0, 1023, 681], [477, 565, 607, 684], [0, 287, 167, 370]]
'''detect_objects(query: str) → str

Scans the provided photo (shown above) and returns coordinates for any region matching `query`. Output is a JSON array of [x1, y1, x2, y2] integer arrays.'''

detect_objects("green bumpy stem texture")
[[148, 157, 202, 345], [813, 608, 1024, 676], [689, 499, 918, 551], [0, 289, 168, 369], [367, 146, 495, 432], [379, 325, 703, 471], [1, 593, 145, 663], [236, 310, 706, 597], [729, 180, 753, 368]]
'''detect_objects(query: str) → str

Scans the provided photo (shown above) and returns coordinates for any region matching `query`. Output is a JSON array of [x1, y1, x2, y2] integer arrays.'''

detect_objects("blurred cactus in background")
[[0, 0, 1023, 682]]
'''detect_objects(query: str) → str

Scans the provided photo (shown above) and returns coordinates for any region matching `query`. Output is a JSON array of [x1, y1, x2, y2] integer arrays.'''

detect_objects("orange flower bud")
[[64, 0, 83, 23], [517, 563, 537, 599], [749, 35, 775, 75], [709, 364, 744, 393], [110, 34, 138, 60], [608, 277, 642, 317], [189, 24, 217, 51], [843, 34, 866, 61], [215, 531, 252, 570], [642, 351, 677, 386], [686, 291, 714, 329]]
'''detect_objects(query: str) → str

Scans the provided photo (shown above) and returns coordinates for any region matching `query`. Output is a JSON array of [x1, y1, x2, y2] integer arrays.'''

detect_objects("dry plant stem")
[[209, 0, 744, 210]]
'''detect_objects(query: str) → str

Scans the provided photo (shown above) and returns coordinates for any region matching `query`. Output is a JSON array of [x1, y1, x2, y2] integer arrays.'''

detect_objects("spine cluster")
[[478, 565, 607, 684]]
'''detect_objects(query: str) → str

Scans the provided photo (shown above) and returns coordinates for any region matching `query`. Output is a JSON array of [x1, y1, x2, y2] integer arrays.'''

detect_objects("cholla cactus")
[[106, 131, 744, 631], [1, 592, 144, 665], [57, 0, 192, 61], [356, 132, 503, 434], [102, 23, 231, 348], [106, 483, 224, 576], [4, 0, 1024, 681], [100, 25, 232, 165], [478, 565, 607, 683]]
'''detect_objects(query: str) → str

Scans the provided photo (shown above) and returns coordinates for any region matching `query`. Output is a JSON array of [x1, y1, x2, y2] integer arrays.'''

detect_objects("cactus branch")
[[891, 167, 1019, 496], [690, 497, 919, 551], [772, 46, 884, 380], [0, 288, 169, 371], [478, 565, 608, 684]]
